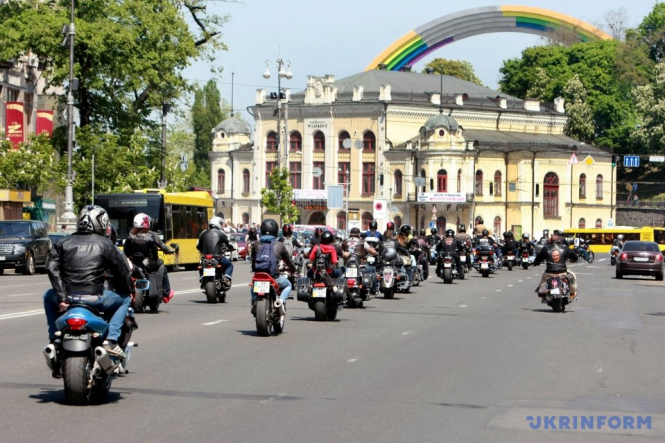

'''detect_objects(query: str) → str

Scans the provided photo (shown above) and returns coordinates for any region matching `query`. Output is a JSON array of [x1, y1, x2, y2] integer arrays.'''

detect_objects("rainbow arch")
[[365, 5, 612, 72]]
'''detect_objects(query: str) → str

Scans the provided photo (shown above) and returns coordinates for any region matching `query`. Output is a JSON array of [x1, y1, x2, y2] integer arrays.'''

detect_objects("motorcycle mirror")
[[135, 279, 150, 291]]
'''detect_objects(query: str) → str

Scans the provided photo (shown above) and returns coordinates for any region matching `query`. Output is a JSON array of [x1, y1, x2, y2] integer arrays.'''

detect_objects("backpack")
[[282, 237, 294, 256], [255, 242, 278, 275], [314, 246, 332, 270]]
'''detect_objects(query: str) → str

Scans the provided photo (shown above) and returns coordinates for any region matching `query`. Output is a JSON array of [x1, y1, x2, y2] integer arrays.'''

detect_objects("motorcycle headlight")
[[13, 244, 26, 254]]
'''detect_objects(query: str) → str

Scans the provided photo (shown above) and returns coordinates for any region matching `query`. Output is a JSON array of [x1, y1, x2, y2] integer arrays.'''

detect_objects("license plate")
[[550, 288, 560, 295], [253, 281, 270, 294], [634, 257, 649, 262], [522, 258, 528, 262], [0, 256, 4, 261], [481, 263, 489, 269], [312, 287, 327, 298], [460, 256, 466, 262], [507, 256, 514, 260], [203, 267, 216, 277], [64, 333, 88, 341], [444, 263, 452, 268], [346, 268, 358, 278]]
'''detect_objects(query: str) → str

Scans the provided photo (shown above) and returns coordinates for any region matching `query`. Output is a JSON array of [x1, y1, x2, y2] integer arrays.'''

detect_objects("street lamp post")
[[339, 168, 350, 230], [159, 99, 171, 189], [263, 56, 292, 169]]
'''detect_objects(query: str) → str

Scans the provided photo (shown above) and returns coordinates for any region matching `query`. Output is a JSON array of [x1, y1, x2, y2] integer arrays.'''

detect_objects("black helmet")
[[260, 219, 279, 237], [386, 221, 395, 230], [458, 224, 466, 232], [431, 227, 438, 235], [282, 224, 293, 236], [477, 217, 484, 224], [77, 205, 109, 236], [350, 227, 361, 236], [482, 229, 489, 237], [314, 227, 324, 236], [503, 231, 513, 238], [321, 230, 334, 245], [419, 229, 426, 236], [369, 221, 378, 231], [445, 229, 455, 238], [409, 238, 419, 247], [399, 225, 411, 236]]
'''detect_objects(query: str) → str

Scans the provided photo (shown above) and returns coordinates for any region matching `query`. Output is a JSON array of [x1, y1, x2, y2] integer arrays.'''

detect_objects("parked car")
[[0, 220, 51, 275], [615, 240, 664, 280], [48, 232, 70, 246], [229, 233, 245, 261]]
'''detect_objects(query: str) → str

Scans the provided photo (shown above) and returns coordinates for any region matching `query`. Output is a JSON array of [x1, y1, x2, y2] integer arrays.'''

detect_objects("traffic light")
[[611, 155, 617, 168], [378, 174, 384, 186]]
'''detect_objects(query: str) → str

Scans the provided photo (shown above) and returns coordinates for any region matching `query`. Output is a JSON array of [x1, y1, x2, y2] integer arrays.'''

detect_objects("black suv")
[[0, 220, 51, 275]]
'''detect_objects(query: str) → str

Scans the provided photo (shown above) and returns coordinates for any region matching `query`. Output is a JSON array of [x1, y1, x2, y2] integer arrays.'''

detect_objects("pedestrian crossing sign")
[[569, 153, 578, 165]]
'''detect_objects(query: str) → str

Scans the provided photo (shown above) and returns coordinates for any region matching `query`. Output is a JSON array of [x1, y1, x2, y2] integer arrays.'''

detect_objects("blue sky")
[[182, 0, 658, 122]]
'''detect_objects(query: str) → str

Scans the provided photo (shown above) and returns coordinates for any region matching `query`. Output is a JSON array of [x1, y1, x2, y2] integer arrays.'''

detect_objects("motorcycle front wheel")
[[522, 262, 529, 270], [383, 286, 395, 299], [587, 251, 595, 263], [134, 291, 145, 313], [255, 298, 270, 336]]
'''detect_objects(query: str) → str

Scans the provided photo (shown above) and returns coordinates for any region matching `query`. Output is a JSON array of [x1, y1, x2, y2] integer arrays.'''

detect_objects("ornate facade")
[[210, 69, 615, 237]]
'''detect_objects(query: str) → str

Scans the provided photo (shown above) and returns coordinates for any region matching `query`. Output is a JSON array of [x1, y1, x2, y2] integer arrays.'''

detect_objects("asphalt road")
[[1, 257, 664, 442]]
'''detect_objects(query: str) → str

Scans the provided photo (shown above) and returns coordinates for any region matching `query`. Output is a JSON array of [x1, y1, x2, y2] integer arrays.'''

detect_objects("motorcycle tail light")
[[205, 254, 213, 260], [347, 280, 356, 288], [489, 251, 493, 256], [66, 318, 87, 331], [621, 253, 628, 260]]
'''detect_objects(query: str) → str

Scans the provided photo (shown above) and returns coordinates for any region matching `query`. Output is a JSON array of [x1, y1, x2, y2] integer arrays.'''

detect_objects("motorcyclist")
[[196, 216, 235, 288], [250, 219, 296, 315], [409, 238, 429, 280], [308, 230, 341, 285], [383, 221, 395, 241], [43, 205, 132, 367], [416, 230, 431, 280], [363, 221, 383, 241], [278, 224, 302, 256], [395, 225, 415, 287], [519, 232, 536, 257], [573, 236, 591, 262], [501, 231, 519, 258], [355, 231, 380, 293], [342, 227, 362, 262], [474, 216, 491, 237], [474, 229, 499, 268], [123, 213, 176, 303], [427, 227, 441, 248], [309, 227, 324, 246], [436, 229, 464, 277], [534, 230, 579, 302]]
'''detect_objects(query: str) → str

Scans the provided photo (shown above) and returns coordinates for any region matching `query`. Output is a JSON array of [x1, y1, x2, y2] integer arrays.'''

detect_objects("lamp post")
[[339, 167, 350, 231], [263, 56, 292, 169], [159, 99, 171, 189]]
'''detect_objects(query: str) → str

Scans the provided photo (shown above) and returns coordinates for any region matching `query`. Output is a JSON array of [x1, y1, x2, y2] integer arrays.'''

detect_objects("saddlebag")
[[296, 277, 312, 302], [331, 277, 347, 303], [361, 272, 373, 289]]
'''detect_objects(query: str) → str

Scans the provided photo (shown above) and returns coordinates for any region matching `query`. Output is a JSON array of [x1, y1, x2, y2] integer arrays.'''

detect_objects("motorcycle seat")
[[68, 302, 103, 316]]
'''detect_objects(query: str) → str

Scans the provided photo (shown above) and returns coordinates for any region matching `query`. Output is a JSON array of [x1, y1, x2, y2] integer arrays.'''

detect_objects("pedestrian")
[[633, 194, 639, 206]]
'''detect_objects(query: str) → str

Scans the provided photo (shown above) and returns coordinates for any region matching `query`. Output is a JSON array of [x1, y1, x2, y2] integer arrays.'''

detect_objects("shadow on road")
[[24, 386, 123, 406], [646, 312, 665, 316]]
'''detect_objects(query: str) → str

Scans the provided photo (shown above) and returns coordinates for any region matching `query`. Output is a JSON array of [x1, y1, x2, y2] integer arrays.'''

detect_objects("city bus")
[[95, 189, 214, 269], [564, 227, 665, 253]]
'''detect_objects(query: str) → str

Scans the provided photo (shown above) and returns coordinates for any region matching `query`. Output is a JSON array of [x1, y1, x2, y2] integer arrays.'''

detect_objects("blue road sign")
[[429, 222, 435, 229], [624, 156, 640, 168]]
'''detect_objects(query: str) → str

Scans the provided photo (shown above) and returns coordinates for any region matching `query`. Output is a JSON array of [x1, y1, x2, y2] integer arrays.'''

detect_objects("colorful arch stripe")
[[365, 5, 612, 72]]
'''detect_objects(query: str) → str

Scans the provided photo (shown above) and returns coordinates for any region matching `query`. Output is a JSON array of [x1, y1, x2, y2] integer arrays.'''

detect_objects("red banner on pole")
[[5, 102, 24, 148], [36, 110, 54, 136]]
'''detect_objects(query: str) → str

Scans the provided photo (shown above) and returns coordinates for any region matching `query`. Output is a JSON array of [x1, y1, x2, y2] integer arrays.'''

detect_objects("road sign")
[[649, 155, 665, 163], [353, 140, 363, 150], [429, 222, 435, 229], [312, 167, 322, 178], [342, 138, 352, 149], [568, 153, 579, 165], [623, 155, 640, 168], [373, 199, 387, 218], [414, 177, 426, 187], [607, 218, 614, 227], [583, 155, 595, 167], [632, 183, 638, 192]]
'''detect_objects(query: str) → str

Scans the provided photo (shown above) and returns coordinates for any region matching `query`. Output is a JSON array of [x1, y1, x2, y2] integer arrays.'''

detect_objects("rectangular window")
[[313, 162, 325, 190], [265, 161, 276, 188], [362, 162, 375, 195], [338, 162, 350, 197], [437, 174, 447, 192], [494, 173, 502, 196], [289, 162, 301, 189], [243, 172, 250, 194], [544, 186, 559, 217], [7, 88, 19, 102]]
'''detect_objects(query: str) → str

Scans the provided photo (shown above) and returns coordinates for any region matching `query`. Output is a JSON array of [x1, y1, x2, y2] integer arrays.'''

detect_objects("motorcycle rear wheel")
[[255, 298, 270, 336], [313, 301, 328, 321], [443, 268, 452, 284], [63, 355, 93, 405], [204, 281, 217, 304], [481, 270, 490, 278], [522, 262, 529, 270], [508, 261, 513, 271]]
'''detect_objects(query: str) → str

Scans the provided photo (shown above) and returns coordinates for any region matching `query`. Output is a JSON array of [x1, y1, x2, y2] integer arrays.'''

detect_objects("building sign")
[[306, 120, 328, 130], [417, 192, 466, 203], [5, 102, 24, 148], [36, 110, 54, 136], [293, 189, 327, 200]]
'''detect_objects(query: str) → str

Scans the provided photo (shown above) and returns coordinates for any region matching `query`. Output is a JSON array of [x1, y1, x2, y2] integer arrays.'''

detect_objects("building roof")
[[212, 118, 252, 135], [463, 129, 609, 154], [424, 113, 460, 132]]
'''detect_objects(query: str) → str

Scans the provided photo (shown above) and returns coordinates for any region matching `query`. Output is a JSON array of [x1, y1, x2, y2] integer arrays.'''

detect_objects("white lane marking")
[[9, 293, 33, 297], [459, 304, 468, 308], [481, 297, 486, 300], [0, 309, 43, 320], [496, 289, 502, 292], [401, 330, 414, 336], [203, 320, 228, 326], [575, 273, 594, 275], [508, 285, 514, 287], [526, 277, 532, 280], [347, 357, 361, 363], [518, 280, 524, 283], [598, 259, 607, 262], [595, 365, 603, 373], [260, 393, 287, 404], [183, 277, 198, 280]]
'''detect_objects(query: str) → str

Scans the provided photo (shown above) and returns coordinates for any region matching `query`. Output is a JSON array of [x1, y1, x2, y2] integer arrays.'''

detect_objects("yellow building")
[[211, 69, 615, 237]]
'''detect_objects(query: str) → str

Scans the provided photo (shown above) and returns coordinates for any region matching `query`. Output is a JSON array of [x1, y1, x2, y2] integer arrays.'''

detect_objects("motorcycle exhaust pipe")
[[43, 344, 58, 370], [94, 347, 117, 375], [274, 298, 286, 316]]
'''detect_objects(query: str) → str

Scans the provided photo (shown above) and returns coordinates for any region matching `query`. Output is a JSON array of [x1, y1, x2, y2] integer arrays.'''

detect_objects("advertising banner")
[[36, 110, 54, 136], [5, 102, 24, 148], [293, 189, 327, 200], [417, 192, 466, 203]]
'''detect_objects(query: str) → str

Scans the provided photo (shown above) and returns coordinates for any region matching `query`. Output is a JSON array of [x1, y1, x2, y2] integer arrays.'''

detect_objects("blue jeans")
[[221, 256, 233, 276], [576, 247, 590, 261], [251, 275, 291, 302], [44, 289, 130, 341]]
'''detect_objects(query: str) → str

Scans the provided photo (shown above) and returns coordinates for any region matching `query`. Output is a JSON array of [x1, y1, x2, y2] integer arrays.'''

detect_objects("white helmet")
[[133, 213, 151, 229], [617, 234, 624, 240], [77, 205, 109, 236], [208, 216, 223, 230]]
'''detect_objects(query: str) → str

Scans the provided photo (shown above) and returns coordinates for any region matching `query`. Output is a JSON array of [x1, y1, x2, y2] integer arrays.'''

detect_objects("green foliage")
[[631, 61, 665, 154], [638, 2, 665, 62], [260, 168, 299, 224], [423, 58, 483, 86], [192, 80, 228, 172], [0, 135, 65, 193], [562, 75, 595, 143]]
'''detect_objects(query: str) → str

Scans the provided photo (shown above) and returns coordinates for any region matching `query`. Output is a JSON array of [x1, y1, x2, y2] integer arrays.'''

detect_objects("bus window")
[[196, 208, 207, 237], [172, 205, 187, 239]]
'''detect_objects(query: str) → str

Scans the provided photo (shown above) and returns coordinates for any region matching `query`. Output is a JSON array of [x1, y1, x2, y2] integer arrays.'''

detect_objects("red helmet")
[[386, 221, 395, 230], [282, 224, 293, 235]]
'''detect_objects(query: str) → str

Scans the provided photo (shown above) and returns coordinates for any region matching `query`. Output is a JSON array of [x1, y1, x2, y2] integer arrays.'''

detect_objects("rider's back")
[[198, 228, 228, 255]]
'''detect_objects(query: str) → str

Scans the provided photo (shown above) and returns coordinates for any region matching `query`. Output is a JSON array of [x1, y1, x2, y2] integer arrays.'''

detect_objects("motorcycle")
[[610, 247, 620, 265], [574, 240, 595, 264], [544, 274, 571, 313], [378, 246, 410, 299], [251, 272, 285, 336], [504, 250, 516, 271], [473, 243, 496, 278], [199, 254, 231, 304], [520, 249, 531, 270], [296, 252, 346, 321], [345, 254, 375, 308], [43, 287, 142, 404], [439, 252, 458, 284], [128, 253, 166, 312]]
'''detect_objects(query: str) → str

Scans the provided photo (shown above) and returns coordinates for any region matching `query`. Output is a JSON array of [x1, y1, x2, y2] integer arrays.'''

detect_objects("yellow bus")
[[565, 227, 665, 253], [95, 189, 214, 269]]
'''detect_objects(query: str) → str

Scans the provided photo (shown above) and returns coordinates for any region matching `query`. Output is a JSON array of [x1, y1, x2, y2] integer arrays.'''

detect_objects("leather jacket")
[[47, 232, 132, 303], [124, 230, 173, 262], [197, 228, 233, 256], [437, 237, 464, 256], [533, 242, 578, 273]]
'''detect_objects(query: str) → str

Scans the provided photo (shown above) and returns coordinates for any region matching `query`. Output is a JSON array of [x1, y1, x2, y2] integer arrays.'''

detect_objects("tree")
[[260, 168, 299, 224], [562, 75, 595, 143], [638, 2, 665, 62], [631, 61, 665, 154], [526, 67, 551, 100], [192, 80, 228, 172], [423, 58, 483, 85], [603, 7, 629, 41], [0, 135, 65, 193]]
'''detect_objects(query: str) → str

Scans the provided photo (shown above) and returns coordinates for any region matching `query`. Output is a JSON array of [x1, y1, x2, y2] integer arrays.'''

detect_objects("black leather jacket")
[[47, 232, 132, 303], [124, 230, 173, 262], [197, 228, 233, 256], [533, 242, 578, 273], [437, 237, 465, 254]]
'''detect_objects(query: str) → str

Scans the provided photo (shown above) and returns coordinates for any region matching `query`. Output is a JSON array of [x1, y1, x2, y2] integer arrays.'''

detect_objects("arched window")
[[437, 169, 447, 192], [579, 173, 586, 199], [394, 170, 403, 196], [494, 216, 501, 234], [338, 131, 350, 151], [242, 213, 250, 225], [595, 218, 602, 228], [242, 169, 250, 194], [420, 169, 427, 192], [543, 172, 559, 217], [217, 169, 225, 194], [579, 218, 586, 229], [494, 171, 502, 196], [362, 211, 374, 230], [290, 131, 302, 151], [596, 174, 603, 199], [266, 131, 277, 151], [475, 170, 483, 195], [363, 131, 376, 151], [436, 216, 446, 233], [308, 212, 326, 225], [337, 211, 346, 230], [457, 168, 462, 193], [394, 215, 402, 228], [362, 163, 375, 195], [313, 131, 325, 151]]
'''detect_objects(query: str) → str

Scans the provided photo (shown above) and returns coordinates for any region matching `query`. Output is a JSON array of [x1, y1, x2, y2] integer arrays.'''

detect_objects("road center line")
[[459, 304, 468, 308], [9, 293, 33, 297], [401, 330, 414, 336], [203, 320, 228, 326], [0, 309, 44, 320]]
